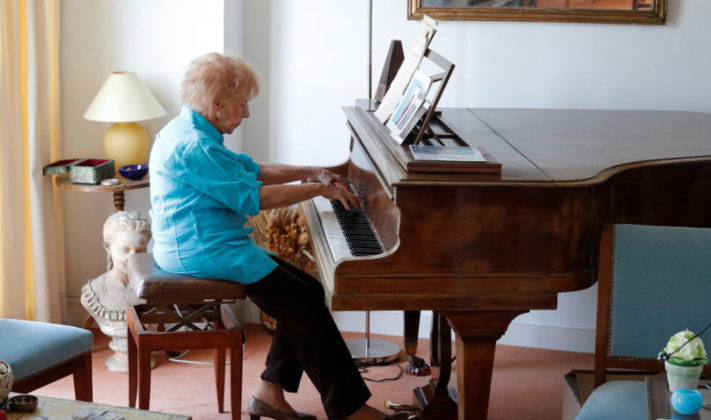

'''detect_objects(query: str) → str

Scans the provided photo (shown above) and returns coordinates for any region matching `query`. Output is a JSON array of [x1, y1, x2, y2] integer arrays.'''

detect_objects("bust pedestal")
[[80, 274, 155, 372]]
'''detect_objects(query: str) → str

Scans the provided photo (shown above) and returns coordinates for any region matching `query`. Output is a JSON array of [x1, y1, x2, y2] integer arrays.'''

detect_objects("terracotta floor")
[[35, 324, 593, 420]]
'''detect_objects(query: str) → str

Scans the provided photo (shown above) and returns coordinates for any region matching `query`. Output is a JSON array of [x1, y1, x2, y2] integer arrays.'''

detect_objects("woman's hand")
[[320, 184, 361, 211], [314, 169, 350, 192]]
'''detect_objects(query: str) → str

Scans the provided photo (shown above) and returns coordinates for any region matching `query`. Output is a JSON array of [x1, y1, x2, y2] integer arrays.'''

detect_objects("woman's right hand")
[[320, 184, 361, 211]]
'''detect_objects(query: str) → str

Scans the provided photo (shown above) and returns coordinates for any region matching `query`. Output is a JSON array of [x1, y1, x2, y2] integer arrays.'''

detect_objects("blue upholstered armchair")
[[0, 318, 93, 401], [576, 224, 711, 420]]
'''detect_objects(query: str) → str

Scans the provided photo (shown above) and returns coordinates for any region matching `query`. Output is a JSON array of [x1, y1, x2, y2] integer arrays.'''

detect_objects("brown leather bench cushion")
[[128, 253, 246, 304]]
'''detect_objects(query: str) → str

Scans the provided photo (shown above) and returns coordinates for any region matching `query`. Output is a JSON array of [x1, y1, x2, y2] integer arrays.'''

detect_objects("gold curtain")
[[0, 0, 65, 322]]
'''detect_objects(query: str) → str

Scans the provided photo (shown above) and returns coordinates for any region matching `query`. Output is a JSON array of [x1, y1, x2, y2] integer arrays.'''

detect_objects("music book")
[[409, 145, 485, 162], [406, 144, 501, 174]]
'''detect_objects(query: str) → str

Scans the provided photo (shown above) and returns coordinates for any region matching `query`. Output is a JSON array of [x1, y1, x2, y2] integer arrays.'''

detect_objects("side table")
[[55, 175, 149, 212], [6, 392, 191, 419]]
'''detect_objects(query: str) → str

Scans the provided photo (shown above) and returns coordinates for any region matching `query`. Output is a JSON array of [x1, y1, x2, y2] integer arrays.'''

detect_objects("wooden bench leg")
[[220, 303, 244, 420], [214, 347, 226, 412], [230, 335, 243, 420], [138, 336, 152, 410], [128, 322, 138, 408], [73, 351, 93, 402]]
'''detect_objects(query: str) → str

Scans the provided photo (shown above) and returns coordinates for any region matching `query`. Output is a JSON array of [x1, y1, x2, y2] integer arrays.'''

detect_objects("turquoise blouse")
[[149, 106, 277, 284]]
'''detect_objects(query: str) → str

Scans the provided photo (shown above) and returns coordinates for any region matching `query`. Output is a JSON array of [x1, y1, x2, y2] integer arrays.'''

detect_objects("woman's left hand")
[[315, 169, 349, 192]]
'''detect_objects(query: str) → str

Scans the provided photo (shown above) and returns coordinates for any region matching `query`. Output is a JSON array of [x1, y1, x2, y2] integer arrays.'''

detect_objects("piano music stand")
[[406, 48, 455, 146]]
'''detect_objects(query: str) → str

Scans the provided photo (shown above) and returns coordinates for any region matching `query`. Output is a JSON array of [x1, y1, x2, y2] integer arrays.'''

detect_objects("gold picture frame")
[[407, 0, 667, 25]]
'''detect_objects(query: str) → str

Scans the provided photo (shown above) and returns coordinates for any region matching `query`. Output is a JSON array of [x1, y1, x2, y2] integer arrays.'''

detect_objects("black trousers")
[[246, 256, 371, 419]]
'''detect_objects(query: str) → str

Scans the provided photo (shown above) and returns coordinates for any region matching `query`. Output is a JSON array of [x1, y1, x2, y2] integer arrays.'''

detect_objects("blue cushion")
[[609, 224, 711, 360], [0, 318, 93, 380], [576, 380, 647, 420]]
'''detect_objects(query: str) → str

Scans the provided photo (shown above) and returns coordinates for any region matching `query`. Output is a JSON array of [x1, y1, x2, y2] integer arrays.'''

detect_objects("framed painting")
[[407, 0, 667, 24]]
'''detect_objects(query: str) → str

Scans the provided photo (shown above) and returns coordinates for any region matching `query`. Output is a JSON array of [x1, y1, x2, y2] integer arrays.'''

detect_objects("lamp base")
[[103, 122, 150, 171]]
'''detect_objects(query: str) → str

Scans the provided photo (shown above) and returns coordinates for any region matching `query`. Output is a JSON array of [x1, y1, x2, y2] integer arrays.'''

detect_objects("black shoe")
[[337, 412, 411, 420], [248, 396, 317, 420], [381, 413, 410, 420]]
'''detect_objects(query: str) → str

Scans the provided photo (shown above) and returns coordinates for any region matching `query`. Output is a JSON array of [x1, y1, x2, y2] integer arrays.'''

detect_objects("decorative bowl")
[[0, 360, 13, 401], [671, 389, 704, 415], [8, 394, 37, 412], [118, 164, 148, 180]]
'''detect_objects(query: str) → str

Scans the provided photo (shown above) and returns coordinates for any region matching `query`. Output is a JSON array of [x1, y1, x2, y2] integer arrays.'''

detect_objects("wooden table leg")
[[442, 310, 526, 420], [81, 314, 96, 330], [404, 310, 431, 376], [113, 191, 125, 212]]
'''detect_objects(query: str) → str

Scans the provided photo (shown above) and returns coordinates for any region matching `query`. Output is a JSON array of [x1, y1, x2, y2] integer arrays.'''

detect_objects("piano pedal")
[[385, 400, 420, 419], [406, 355, 431, 376]]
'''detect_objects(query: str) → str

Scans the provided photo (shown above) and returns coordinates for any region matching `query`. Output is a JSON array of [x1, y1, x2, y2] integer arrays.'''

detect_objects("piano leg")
[[413, 312, 457, 420], [442, 310, 527, 420], [404, 310, 431, 376]]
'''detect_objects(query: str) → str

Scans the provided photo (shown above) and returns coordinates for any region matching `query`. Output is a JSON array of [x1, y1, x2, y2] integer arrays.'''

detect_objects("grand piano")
[[299, 102, 711, 419]]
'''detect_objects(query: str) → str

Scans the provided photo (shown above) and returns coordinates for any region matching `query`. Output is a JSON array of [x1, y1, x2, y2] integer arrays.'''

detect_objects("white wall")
[[59, 0, 711, 352], [60, 0, 225, 324]]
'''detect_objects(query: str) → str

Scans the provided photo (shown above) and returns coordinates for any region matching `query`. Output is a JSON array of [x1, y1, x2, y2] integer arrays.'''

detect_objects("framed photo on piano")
[[386, 70, 432, 143]]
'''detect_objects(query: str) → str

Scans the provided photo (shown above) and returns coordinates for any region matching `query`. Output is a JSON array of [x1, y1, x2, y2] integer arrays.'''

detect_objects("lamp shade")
[[83, 71, 166, 122]]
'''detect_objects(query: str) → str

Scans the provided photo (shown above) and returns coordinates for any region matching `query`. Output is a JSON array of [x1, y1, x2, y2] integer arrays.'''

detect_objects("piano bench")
[[127, 253, 247, 420]]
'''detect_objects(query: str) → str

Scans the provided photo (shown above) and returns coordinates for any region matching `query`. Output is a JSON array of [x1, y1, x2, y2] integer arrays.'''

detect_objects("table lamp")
[[83, 71, 166, 171]]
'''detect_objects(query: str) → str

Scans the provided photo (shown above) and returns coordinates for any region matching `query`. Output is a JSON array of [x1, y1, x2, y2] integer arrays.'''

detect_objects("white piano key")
[[313, 196, 352, 263]]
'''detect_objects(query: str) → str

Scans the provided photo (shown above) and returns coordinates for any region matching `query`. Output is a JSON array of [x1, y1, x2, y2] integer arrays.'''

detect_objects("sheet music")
[[374, 15, 437, 123]]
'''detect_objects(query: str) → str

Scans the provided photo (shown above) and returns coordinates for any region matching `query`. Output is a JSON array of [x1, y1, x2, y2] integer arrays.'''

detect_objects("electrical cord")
[[356, 360, 404, 383], [167, 349, 233, 366]]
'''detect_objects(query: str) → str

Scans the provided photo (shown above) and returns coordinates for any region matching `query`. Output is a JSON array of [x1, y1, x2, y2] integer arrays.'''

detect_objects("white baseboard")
[[65, 296, 87, 326], [333, 310, 595, 354], [498, 320, 595, 353]]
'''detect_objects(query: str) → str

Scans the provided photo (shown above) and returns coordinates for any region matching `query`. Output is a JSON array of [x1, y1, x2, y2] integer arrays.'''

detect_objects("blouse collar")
[[180, 105, 223, 145]]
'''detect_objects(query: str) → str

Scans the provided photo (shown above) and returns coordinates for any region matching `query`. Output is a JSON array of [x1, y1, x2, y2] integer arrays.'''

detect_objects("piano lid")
[[346, 102, 711, 187], [468, 108, 711, 184]]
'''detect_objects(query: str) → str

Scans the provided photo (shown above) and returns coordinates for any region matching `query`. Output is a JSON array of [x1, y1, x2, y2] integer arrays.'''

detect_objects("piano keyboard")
[[311, 195, 384, 262], [329, 199, 383, 256]]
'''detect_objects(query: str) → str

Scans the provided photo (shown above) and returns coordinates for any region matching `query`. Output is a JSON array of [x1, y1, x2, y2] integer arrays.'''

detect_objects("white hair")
[[181, 52, 259, 115]]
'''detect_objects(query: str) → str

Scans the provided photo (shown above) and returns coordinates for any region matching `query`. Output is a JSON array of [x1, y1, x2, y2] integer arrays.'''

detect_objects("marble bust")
[[80, 210, 150, 373]]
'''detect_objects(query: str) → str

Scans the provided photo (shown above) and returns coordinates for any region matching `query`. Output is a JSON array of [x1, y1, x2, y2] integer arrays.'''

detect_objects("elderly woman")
[[149, 53, 406, 420]]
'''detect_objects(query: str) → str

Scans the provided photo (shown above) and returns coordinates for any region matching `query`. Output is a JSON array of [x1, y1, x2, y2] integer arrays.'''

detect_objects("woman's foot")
[[248, 396, 317, 420], [342, 404, 409, 420], [254, 380, 297, 414]]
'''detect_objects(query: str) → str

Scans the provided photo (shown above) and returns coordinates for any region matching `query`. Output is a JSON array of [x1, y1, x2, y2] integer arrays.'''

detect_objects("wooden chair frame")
[[593, 224, 711, 387], [12, 351, 93, 401]]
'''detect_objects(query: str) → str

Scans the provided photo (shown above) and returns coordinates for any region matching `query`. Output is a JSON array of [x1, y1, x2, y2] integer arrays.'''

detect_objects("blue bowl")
[[671, 389, 704, 415], [119, 164, 148, 180]]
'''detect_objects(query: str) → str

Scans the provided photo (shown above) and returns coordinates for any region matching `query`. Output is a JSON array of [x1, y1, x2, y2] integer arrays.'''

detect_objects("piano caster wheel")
[[406, 355, 431, 376]]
